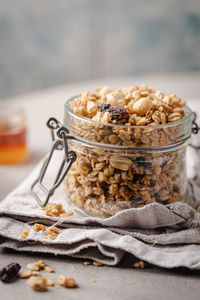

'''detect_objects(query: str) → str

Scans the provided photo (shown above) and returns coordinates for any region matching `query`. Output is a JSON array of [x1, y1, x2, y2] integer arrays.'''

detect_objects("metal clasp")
[[31, 118, 76, 207], [190, 112, 200, 149]]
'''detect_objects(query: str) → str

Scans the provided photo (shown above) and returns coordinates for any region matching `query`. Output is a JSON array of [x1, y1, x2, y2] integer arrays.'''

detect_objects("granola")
[[44, 266, 54, 273], [57, 275, 78, 288], [93, 261, 103, 267], [27, 275, 48, 291], [133, 261, 145, 269], [27, 260, 46, 271], [19, 270, 39, 279], [45, 227, 60, 240], [64, 85, 191, 216], [45, 203, 65, 217], [20, 230, 29, 239], [33, 223, 46, 232]]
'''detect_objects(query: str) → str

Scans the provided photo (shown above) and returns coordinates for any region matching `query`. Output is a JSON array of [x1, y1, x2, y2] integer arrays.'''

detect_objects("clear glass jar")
[[0, 103, 27, 164], [63, 97, 193, 217]]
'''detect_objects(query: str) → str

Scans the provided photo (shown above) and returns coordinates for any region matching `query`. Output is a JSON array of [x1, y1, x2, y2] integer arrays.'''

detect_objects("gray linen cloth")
[[1, 139, 200, 270]]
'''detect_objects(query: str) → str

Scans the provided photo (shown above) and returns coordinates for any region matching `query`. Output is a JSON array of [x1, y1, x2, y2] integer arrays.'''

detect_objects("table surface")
[[1, 74, 200, 300]]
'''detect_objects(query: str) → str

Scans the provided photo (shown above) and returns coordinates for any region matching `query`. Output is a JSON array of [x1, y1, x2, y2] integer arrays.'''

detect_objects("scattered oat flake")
[[20, 230, 29, 239], [57, 275, 78, 288], [93, 261, 103, 266], [91, 279, 96, 283], [44, 266, 54, 273], [133, 261, 145, 269]]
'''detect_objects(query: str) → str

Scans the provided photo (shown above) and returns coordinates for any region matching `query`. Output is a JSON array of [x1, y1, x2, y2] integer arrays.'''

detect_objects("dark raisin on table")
[[0, 263, 21, 283]]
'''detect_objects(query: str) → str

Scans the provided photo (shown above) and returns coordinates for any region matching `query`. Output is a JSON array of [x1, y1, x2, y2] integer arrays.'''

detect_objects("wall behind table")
[[0, 0, 200, 98]]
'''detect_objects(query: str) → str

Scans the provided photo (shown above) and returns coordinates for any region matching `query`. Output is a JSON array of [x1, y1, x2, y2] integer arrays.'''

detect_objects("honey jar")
[[0, 104, 27, 164]]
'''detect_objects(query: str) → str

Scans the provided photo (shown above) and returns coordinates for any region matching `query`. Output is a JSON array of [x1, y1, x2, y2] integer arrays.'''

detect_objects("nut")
[[132, 97, 153, 116], [106, 91, 125, 107]]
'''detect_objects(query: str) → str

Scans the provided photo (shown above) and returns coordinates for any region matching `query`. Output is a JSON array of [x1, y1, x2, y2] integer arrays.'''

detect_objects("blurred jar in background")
[[0, 104, 27, 164]]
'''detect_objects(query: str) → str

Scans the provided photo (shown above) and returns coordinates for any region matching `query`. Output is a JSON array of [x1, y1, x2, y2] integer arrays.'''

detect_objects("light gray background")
[[0, 0, 200, 98]]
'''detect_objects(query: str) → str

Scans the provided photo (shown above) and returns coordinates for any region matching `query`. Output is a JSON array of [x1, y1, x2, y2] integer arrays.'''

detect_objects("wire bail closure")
[[31, 117, 77, 207], [190, 112, 200, 149]]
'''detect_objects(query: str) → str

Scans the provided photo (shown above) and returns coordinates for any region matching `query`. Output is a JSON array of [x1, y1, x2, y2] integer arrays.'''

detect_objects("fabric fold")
[[1, 144, 200, 270]]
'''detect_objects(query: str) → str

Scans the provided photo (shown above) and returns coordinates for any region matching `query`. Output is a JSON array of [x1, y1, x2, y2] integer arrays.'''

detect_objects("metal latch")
[[31, 118, 76, 207], [190, 112, 200, 149]]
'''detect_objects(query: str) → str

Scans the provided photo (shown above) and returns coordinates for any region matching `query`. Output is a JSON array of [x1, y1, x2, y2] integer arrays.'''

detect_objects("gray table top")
[[1, 76, 200, 300], [1, 248, 200, 300]]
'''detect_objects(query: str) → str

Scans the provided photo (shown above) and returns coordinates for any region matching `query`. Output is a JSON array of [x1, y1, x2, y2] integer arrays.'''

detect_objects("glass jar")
[[0, 103, 27, 164], [62, 97, 193, 217]]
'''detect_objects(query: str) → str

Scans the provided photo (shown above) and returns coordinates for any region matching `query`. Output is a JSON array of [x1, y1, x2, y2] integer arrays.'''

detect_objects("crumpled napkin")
[[1, 136, 200, 270]]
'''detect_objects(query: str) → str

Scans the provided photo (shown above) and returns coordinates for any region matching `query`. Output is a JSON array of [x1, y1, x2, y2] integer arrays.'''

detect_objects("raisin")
[[0, 263, 21, 283], [98, 104, 111, 113], [98, 104, 129, 121]]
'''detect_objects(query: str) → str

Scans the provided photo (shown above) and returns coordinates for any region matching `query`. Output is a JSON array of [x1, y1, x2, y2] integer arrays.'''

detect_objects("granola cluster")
[[20, 223, 60, 241], [64, 85, 188, 216], [69, 85, 185, 147], [19, 259, 78, 292]]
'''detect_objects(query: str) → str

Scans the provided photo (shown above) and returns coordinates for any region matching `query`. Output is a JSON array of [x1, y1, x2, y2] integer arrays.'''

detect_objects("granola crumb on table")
[[57, 274, 78, 288], [27, 275, 48, 291], [133, 261, 145, 269], [19, 260, 80, 292], [64, 85, 188, 216], [93, 261, 103, 267], [44, 266, 54, 273], [20, 270, 39, 279], [27, 260, 46, 271], [83, 261, 92, 266]]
